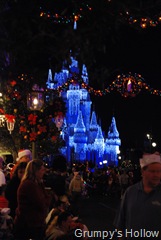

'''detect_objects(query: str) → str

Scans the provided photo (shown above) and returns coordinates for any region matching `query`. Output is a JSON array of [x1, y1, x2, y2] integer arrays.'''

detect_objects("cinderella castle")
[[46, 55, 121, 167]]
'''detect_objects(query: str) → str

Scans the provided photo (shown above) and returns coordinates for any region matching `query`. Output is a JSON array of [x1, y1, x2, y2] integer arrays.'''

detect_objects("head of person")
[[21, 159, 46, 183], [16, 149, 32, 163], [140, 152, 161, 188], [56, 195, 70, 211], [12, 161, 27, 180]]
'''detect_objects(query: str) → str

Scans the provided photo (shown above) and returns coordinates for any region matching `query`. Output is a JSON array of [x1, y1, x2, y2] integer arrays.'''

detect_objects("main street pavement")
[[78, 193, 121, 236]]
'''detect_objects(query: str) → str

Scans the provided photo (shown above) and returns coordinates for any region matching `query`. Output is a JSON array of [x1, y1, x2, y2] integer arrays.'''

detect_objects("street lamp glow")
[[33, 97, 38, 106], [146, 133, 152, 140], [152, 142, 157, 148]]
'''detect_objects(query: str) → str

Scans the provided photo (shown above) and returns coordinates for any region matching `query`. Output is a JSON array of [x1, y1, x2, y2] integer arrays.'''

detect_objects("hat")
[[16, 149, 32, 162], [140, 153, 161, 168], [1, 208, 10, 215]]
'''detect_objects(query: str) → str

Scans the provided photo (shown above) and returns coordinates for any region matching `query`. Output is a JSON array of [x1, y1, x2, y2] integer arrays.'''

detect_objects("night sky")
[[90, 25, 161, 152]]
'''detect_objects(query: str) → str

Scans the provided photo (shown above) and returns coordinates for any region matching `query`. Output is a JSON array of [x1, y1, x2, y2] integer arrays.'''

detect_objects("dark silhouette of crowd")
[[0, 149, 155, 240]]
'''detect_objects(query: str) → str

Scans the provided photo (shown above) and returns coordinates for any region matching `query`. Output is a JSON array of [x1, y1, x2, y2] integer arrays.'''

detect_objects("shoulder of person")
[[19, 179, 37, 189]]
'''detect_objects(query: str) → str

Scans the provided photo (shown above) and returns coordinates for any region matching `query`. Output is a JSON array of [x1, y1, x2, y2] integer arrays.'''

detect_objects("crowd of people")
[[0, 150, 90, 240], [0, 149, 161, 239]]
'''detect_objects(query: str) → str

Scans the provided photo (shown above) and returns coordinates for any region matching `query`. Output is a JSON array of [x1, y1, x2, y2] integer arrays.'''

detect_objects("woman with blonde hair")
[[14, 159, 52, 240]]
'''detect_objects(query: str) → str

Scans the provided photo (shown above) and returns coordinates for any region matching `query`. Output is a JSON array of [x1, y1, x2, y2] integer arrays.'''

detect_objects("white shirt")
[[0, 169, 6, 186]]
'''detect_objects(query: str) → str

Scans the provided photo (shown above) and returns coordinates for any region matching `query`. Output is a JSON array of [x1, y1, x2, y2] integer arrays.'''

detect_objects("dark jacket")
[[14, 179, 51, 229], [5, 176, 20, 218]]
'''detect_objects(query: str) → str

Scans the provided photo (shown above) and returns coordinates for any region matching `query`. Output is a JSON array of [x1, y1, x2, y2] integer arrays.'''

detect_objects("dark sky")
[[92, 92, 161, 151], [90, 25, 161, 152]]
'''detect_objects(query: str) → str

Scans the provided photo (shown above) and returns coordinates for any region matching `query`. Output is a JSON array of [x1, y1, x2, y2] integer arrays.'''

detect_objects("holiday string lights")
[[39, 2, 92, 27], [8, 72, 161, 98], [121, 11, 161, 29], [55, 72, 161, 97], [107, 73, 147, 97], [39, 1, 161, 29]]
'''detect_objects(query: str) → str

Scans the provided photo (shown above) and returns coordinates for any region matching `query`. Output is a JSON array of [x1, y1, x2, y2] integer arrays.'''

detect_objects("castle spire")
[[90, 111, 98, 130], [96, 126, 104, 139], [46, 69, 53, 89], [94, 126, 104, 157], [74, 111, 86, 132], [108, 116, 119, 139]]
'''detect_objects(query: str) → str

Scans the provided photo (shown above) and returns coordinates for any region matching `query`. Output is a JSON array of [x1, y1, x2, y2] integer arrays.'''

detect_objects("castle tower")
[[94, 126, 105, 164], [88, 111, 98, 144], [105, 116, 121, 166], [73, 111, 87, 161]]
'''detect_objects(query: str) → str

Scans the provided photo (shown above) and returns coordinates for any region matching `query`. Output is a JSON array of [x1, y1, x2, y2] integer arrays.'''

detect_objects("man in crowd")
[[114, 152, 161, 239]]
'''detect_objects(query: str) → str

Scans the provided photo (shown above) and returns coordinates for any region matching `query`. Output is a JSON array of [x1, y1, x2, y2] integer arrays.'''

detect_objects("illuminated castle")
[[46, 55, 121, 167]]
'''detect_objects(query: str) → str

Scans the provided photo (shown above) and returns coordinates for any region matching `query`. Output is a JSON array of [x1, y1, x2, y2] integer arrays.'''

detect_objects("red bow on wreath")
[[5, 114, 16, 123]]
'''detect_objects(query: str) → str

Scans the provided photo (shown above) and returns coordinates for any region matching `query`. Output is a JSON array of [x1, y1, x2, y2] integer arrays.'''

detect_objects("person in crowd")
[[128, 170, 134, 186], [0, 156, 6, 187], [98, 169, 109, 196], [0, 185, 8, 209], [114, 152, 161, 239], [14, 159, 52, 240], [106, 173, 114, 196], [5, 161, 27, 218], [69, 171, 84, 216], [44, 154, 67, 198], [46, 210, 88, 240], [119, 170, 129, 199], [46, 194, 71, 238], [0, 206, 14, 240], [10, 149, 32, 178], [46, 211, 74, 240], [46, 194, 89, 240]]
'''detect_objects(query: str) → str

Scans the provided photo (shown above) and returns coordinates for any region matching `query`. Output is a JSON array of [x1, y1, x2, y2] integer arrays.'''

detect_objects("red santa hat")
[[140, 152, 161, 168], [16, 149, 32, 162]]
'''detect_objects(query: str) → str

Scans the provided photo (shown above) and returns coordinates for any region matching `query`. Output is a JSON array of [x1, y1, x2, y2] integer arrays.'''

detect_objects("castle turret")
[[89, 111, 98, 143], [94, 127, 104, 153], [73, 111, 87, 161], [46, 69, 54, 89], [105, 116, 121, 166]]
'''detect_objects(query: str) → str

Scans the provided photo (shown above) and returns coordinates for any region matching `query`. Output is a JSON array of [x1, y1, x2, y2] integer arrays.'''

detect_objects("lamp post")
[[146, 133, 152, 153], [27, 85, 44, 159], [0, 114, 15, 134]]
